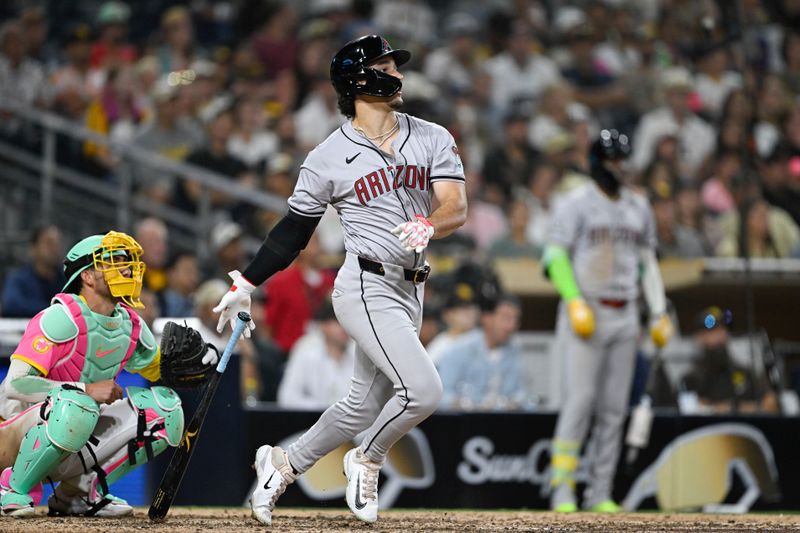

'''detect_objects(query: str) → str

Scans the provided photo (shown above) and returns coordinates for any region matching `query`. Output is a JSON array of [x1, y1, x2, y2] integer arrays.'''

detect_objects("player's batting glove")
[[650, 314, 674, 348], [567, 298, 595, 339], [390, 215, 434, 253], [212, 270, 257, 338]]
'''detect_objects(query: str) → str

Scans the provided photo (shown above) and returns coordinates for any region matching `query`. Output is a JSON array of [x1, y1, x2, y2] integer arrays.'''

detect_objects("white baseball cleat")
[[250, 445, 297, 525], [47, 490, 133, 517], [343, 448, 382, 523]]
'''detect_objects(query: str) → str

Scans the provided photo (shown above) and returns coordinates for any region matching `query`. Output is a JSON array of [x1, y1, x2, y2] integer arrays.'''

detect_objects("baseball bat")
[[148, 312, 252, 522]]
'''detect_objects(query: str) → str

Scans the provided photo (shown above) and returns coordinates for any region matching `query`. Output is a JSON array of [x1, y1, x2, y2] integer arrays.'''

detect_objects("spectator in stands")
[[251, 3, 299, 81], [457, 169, 508, 252], [263, 233, 334, 356], [160, 250, 200, 317], [294, 76, 345, 150], [692, 42, 743, 121], [759, 143, 800, 227], [781, 31, 800, 94], [51, 24, 103, 107], [483, 21, 562, 124], [19, 6, 53, 69], [716, 197, 800, 258], [651, 190, 709, 259], [438, 295, 528, 411], [1, 226, 65, 318], [423, 12, 480, 96], [488, 199, 542, 260], [134, 217, 169, 294], [136, 288, 160, 331], [482, 111, 540, 205], [84, 66, 145, 171], [680, 306, 778, 414], [132, 80, 204, 204], [521, 164, 557, 250], [227, 96, 278, 171], [156, 6, 205, 74], [90, 1, 137, 70], [0, 20, 49, 140], [753, 74, 791, 158], [277, 301, 355, 410], [427, 283, 480, 365], [176, 107, 252, 213], [206, 219, 246, 281], [701, 150, 743, 215], [631, 67, 716, 180]]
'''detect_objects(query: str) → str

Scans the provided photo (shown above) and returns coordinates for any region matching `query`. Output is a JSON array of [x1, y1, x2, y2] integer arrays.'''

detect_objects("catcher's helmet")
[[590, 128, 631, 195], [330, 35, 411, 98]]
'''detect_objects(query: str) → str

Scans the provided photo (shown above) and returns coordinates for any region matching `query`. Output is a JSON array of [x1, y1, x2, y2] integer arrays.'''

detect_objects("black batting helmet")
[[330, 35, 411, 99], [589, 129, 631, 194]]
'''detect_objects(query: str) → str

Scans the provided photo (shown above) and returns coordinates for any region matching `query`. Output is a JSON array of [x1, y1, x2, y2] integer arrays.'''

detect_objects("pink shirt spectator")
[[701, 177, 736, 214]]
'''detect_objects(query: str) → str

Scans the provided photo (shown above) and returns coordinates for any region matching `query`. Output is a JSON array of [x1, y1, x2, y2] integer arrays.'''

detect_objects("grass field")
[[2, 507, 800, 532]]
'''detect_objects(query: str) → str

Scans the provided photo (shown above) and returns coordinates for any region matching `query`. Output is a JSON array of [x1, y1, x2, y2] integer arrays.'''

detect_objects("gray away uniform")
[[549, 182, 656, 509], [285, 113, 465, 470]]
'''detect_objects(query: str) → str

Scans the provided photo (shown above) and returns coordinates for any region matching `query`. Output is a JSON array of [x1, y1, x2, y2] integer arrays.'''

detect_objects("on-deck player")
[[213, 35, 468, 525], [543, 129, 673, 512]]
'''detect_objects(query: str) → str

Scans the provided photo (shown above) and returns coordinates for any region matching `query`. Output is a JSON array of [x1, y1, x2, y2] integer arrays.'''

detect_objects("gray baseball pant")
[[287, 253, 441, 471]]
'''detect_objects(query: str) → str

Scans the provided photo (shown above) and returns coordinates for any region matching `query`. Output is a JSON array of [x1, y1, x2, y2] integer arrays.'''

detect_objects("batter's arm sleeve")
[[242, 211, 322, 287], [542, 245, 581, 302], [640, 247, 667, 317], [4, 358, 86, 404]]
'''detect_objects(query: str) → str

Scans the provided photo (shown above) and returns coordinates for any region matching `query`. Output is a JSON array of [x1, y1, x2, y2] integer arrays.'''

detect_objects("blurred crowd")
[[1, 0, 799, 409]]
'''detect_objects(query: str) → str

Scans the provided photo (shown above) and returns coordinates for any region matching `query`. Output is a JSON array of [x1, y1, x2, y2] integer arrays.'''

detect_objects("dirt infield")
[[1, 507, 799, 532]]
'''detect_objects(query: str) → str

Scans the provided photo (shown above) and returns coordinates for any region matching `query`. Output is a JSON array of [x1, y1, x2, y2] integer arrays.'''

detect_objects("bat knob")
[[237, 311, 252, 323]]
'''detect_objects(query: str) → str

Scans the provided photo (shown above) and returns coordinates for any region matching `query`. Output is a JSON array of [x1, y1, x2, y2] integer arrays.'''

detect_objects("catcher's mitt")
[[159, 321, 218, 388]]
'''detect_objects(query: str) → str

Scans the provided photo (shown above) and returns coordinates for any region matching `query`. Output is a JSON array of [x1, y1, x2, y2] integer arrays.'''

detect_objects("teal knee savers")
[[127, 386, 184, 446]]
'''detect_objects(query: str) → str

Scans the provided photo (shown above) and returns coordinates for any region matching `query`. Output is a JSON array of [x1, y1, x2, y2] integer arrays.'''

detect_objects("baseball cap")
[[210, 220, 243, 252], [660, 67, 693, 91], [97, 1, 131, 26], [444, 283, 477, 310]]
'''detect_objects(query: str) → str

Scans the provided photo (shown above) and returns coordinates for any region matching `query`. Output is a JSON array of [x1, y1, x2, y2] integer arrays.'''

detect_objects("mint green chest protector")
[[41, 294, 141, 383]]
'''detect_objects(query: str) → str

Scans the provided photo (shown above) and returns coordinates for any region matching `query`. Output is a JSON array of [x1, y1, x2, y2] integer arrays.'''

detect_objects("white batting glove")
[[212, 270, 257, 338], [391, 215, 434, 253]]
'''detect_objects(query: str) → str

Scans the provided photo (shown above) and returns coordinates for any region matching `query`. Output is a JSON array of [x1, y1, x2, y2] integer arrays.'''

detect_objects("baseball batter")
[[213, 35, 467, 526], [543, 129, 673, 512]]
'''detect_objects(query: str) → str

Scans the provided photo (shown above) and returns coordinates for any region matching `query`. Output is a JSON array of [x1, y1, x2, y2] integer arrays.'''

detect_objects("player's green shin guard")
[[1, 387, 99, 517], [550, 439, 580, 512]]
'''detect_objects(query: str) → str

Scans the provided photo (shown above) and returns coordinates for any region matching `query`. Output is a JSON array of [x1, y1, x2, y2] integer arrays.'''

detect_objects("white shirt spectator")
[[693, 71, 742, 119], [424, 47, 473, 94], [294, 94, 346, 149], [227, 130, 279, 169], [631, 108, 716, 180], [484, 52, 561, 119], [277, 326, 355, 410]]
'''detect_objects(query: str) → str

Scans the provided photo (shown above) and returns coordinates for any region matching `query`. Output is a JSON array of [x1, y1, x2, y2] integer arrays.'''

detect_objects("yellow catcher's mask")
[[63, 231, 147, 308]]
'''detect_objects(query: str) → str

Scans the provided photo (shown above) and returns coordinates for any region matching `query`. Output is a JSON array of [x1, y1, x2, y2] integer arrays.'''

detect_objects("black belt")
[[358, 256, 430, 283]]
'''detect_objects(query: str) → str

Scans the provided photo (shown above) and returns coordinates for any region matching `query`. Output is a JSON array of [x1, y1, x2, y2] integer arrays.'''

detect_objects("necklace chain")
[[354, 116, 399, 146]]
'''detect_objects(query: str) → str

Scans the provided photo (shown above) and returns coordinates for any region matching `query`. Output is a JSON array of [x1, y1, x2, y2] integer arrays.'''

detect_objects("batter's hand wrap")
[[159, 321, 219, 388], [391, 215, 434, 253], [213, 270, 257, 338], [650, 314, 674, 348], [568, 298, 595, 339]]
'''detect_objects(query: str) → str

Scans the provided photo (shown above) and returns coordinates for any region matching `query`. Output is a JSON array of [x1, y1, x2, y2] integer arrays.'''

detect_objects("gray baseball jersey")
[[283, 113, 465, 472], [548, 182, 657, 510], [288, 113, 465, 269], [549, 183, 656, 301]]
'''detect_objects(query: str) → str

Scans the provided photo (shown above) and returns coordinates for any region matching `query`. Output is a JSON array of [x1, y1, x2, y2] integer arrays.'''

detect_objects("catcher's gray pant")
[[287, 253, 441, 470], [552, 299, 639, 508]]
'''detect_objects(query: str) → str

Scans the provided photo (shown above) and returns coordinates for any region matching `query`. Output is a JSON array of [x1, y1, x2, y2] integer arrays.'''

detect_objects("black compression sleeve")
[[241, 210, 322, 286]]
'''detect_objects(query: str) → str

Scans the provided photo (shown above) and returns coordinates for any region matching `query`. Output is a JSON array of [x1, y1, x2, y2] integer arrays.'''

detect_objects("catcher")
[[0, 230, 217, 518]]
